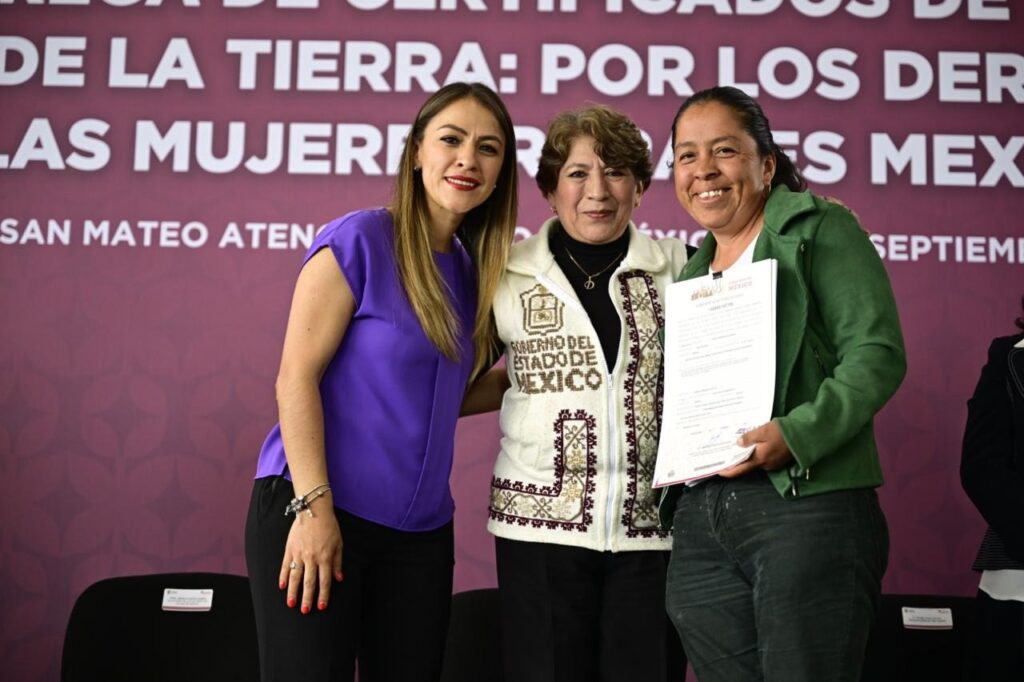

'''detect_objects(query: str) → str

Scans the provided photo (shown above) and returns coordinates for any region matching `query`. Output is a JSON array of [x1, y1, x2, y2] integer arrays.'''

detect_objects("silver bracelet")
[[284, 483, 331, 518]]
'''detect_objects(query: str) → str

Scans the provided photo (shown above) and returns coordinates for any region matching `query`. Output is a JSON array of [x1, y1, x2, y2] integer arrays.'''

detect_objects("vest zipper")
[[604, 373, 617, 551]]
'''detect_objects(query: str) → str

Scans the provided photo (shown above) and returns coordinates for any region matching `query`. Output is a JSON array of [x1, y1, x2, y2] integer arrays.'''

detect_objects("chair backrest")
[[62, 572, 259, 682], [441, 588, 503, 682], [860, 593, 975, 682]]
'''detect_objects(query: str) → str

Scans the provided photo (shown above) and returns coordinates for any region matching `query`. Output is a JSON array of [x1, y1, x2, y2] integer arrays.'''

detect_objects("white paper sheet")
[[653, 259, 777, 487]]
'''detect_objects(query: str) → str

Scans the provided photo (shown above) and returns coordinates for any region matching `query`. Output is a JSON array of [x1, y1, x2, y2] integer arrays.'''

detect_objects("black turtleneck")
[[550, 225, 630, 372]]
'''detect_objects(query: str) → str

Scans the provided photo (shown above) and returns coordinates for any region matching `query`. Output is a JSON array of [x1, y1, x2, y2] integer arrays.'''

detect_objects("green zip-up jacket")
[[660, 187, 906, 527]]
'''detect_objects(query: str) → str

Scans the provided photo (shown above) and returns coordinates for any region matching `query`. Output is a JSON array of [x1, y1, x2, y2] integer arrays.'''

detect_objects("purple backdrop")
[[2, 2, 1022, 680]]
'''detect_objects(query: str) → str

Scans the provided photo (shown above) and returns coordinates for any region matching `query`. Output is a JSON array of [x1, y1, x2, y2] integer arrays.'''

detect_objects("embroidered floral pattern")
[[490, 409, 597, 531], [618, 271, 670, 539]]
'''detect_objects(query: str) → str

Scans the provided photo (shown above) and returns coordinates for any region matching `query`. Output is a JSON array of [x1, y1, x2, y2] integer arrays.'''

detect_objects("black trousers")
[[967, 588, 1024, 682], [495, 537, 686, 682], [245, 476, 454, 682]]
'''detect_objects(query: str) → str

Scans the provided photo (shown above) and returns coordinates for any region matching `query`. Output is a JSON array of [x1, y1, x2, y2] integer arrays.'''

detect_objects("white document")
[[653, 259, 778, 488]]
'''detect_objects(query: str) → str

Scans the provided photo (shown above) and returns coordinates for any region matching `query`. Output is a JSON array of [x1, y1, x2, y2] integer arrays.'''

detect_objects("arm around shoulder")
[[656, 235, 691, 278]]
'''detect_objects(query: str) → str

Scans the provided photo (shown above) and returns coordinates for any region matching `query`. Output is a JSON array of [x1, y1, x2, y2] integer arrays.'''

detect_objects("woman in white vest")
[[464, 105, 689, 682]]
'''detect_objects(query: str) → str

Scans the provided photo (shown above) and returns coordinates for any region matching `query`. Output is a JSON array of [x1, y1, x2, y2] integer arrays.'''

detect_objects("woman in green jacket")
[[662, 86, 906, 682]]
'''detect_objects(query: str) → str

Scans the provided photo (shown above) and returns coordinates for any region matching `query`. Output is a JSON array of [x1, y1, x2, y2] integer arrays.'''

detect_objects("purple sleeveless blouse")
[[254, 208, 476, 531]]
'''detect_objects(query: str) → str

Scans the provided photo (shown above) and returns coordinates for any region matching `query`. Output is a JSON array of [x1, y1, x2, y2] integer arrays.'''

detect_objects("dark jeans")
[[665, 473, 887, 682], [967, 588, 1024, 681], [495, 537, 686, 682], [245, 476, 454, 682]]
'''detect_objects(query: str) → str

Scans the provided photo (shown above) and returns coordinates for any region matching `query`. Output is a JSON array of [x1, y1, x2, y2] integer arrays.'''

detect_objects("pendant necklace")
[[563, 247, 625, 290]]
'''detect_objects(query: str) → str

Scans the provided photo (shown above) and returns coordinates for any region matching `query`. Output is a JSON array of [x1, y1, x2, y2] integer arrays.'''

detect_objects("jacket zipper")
[[812, 346, 828, 378], [786, 456, 811, 493], [789, 240, 812, 498], [604, 373, 617, 551]]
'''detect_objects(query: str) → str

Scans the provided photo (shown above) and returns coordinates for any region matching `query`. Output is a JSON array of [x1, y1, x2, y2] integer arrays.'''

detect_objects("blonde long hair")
[[390, 82, 518, 380]]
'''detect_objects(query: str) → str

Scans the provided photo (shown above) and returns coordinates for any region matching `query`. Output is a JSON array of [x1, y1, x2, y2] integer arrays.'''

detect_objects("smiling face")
[[415, 97, 505, 236], [548, 136, 643, 245], [672, 101, 775, 237]]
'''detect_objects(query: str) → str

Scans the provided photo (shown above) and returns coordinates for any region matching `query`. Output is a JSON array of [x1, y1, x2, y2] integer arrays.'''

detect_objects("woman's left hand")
[[718, 420, 793, 477]]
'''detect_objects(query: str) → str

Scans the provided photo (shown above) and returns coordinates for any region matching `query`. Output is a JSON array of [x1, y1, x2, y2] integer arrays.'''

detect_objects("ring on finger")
[[289, 561, 298, 570]]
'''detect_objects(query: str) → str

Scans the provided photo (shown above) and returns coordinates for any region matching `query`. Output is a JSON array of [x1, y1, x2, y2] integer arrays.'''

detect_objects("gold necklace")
[[563, 247, 625, 290]]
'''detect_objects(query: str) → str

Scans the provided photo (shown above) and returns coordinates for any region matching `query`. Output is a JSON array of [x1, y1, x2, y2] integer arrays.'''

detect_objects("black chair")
[[860, 593, 975, 682], [62, 572, 259, 682], [441, 588, 503, 682]]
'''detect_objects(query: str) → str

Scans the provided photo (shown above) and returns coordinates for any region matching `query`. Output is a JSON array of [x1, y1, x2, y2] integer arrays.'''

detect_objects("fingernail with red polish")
[[287, 598, 296, 608], [279, 581, 286, 590], [318, 601, 327, 611], [301, 604, 310, 615], [336, 571, 344, 582]]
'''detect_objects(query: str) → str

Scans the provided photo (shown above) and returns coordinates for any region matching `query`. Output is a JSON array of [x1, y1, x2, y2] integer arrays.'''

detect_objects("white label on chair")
[[162, 588, 214, 612], [900, 607, 953, 630]]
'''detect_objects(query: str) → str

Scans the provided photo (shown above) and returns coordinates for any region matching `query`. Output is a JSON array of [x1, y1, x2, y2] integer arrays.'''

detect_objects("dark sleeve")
[[961, 337, 1024, 562]]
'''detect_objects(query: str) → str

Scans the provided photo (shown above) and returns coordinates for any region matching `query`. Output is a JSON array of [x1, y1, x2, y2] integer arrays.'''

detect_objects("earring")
[[413, 166, 421, 172]]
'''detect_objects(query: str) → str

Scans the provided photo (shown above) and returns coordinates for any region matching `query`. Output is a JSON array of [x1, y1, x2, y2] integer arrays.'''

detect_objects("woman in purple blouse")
[[244, 82, 519, 682]]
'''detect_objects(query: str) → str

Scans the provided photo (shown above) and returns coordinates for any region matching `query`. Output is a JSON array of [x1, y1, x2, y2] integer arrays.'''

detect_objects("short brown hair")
[[535, 105, 652, 196]]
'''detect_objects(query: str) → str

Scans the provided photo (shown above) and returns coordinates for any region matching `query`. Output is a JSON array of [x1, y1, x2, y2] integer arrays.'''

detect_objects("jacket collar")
[[1011, 338, 1024, 395], [678, 186, 813, 280], [508, 217, 667, 277], [762, 185, 817, 236]]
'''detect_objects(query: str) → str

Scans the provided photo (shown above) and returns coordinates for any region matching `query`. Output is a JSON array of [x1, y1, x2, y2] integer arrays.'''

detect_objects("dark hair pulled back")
[[670, 86, 806, 193]]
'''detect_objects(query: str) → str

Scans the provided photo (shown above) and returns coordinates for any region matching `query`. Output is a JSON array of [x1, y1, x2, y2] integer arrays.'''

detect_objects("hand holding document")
[[652, 259, 777, 488]]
